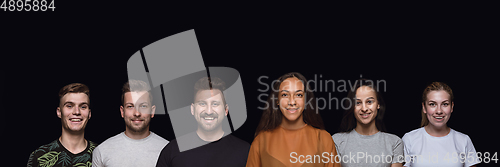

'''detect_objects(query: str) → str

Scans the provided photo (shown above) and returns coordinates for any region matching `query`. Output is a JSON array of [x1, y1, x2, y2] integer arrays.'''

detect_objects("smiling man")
[[92, 80, 168, 167], [27, 83, 98, 167], [155, 77, 249, 167]]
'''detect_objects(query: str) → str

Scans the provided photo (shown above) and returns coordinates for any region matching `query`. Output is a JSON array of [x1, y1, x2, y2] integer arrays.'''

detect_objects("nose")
[[361, 103, 369, 112], [133, 107, 142, 117], [288, 96, 296, 106], [206, 105, 214, 114], [73, 106, 81, 115], [436, 105, 443, 115]]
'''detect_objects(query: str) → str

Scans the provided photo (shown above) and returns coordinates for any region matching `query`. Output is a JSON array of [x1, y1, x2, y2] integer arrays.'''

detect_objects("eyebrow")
[[356, 97, 375, 100], [63, 101, 89, 106], [279, 90, 304, 93]]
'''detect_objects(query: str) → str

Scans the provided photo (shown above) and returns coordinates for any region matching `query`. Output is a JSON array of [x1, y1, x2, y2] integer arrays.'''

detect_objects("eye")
[[281, 93, 288, 97], [429, 103, 436, 107], [296, 94, 303, 98], [198, 102, 206, 107], [126, 105, 134, 108], [140, 104, 148, 108], [442, 103, 449, 107], [356, 101, 362, 106], [212, 103, 220, 107], [81, 105, 88, 109], [367, 100, 373, 104], [66, 104, 73, 108]]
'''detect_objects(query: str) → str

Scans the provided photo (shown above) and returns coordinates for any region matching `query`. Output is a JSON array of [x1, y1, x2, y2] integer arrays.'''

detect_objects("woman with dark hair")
[[332, 78, 404, 167], [402, 82, 479, 167], [246, 72, 340, 167]]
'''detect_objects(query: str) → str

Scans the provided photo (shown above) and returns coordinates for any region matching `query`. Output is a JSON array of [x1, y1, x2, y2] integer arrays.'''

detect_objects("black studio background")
[[3, 3, 499, 166]]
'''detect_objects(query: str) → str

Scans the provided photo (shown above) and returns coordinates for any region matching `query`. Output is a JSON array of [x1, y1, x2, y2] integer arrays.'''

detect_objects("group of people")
[[27, 72, 480, 167]]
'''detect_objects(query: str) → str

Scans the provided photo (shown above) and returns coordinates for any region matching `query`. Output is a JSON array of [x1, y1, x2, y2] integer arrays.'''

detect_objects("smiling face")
[[278, 77, 305, 122], [423, 90, 453, 129], [120, 91, 155, 133], [191, 89, 228, 132], [354, 86, 380, 126], [57, 93, 91, 133]]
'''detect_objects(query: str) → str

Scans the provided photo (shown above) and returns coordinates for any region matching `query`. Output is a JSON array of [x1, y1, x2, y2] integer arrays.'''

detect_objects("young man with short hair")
[[92, 80, 169, 167], [27, 83, 98, 167]]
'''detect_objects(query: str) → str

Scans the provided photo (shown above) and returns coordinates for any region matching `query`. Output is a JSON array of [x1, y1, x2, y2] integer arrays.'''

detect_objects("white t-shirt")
[[402, 127, 480, 167], [92, 132, 169, 167]]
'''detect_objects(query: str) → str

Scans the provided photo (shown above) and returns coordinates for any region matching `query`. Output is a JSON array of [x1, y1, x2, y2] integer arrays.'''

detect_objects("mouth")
[[202, 116, 217, 122], [360, 113, 372, 119], [286, 108, 299, 114], [433, 116, 445, 122], [131, 119, 144, 123], [69, 118, 83, 123]]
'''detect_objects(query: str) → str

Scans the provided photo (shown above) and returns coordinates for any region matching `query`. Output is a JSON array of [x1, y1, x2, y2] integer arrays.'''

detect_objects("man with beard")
[[27, 83, 98, 167], [155, 77, 249, 167], [92, 80, 168, 167]]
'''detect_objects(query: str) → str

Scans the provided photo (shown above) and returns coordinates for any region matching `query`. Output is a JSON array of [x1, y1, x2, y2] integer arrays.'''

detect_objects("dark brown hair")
[[58, 83, 90, 106], [420, 82, 454, 127], [254, 72, 325, 137], [338, 78, 386, 132], [193, 77, 226, 105], [121, 80, 152, 105]]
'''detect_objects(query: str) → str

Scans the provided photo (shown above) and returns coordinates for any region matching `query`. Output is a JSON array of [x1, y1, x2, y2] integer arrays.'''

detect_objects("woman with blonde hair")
[[402, 82, 480, 167]]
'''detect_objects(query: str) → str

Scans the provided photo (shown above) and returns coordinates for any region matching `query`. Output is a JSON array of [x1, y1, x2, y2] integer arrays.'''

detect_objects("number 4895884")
[[1, 0, 55, 11]]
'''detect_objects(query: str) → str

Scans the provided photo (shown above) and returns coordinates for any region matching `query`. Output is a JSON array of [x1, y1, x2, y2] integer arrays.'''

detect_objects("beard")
[[197, 112, 224, 132], [125, 117, 151, 133]]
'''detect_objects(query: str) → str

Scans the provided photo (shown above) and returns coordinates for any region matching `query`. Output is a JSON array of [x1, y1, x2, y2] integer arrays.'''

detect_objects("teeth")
[[203, 117, 215, 120], [435, 117, 443, 119], [70, 119, 81, 121]]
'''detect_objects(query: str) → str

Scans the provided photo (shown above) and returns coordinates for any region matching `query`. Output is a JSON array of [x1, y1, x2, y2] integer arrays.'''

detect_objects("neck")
[[124, 127, 151, 140], [196, 126, 224, 142], [60, 128, 87, 154], [355, 121, 379, 135], [425, 124, 450, 137], [281, 115, 306, 130]]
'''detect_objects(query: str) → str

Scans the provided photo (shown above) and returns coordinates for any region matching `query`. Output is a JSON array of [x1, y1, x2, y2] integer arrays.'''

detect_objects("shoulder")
[[332, 132, 350, 144], [450, 128, 473, 143], [225, 135, 250, 147], [380, 132, 402, 142], [95, 132, 124, 149], [149, 132, 170, 145], [402, 127, 424, 142], [31, 140, 60, 156]]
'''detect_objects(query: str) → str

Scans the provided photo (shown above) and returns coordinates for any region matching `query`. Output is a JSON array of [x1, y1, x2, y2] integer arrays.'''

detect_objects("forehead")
[[279, 77, 304, 91], [426, 90, 451, 101], [124, 91, 151, 103], [61, 93, 89, 104], [195, 89, 224, 102], [355, 86, 376, 99]]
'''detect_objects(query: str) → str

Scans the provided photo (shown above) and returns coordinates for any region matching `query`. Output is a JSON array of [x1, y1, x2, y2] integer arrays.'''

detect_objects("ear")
[[191, 103, 195, 116], [57, 107, 62, 118], [225, 104, 229, 116], [422, 103, 427, 114], [120, 105, 125, 118], [450, 102, 454, 113], [150, 105, 156, 118], [377, 104, 380, 110], [88, 109, 91, 120]]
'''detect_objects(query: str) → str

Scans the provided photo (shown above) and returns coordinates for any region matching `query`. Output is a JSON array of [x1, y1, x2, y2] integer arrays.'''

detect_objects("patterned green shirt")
[[27, 139, 97, 167]]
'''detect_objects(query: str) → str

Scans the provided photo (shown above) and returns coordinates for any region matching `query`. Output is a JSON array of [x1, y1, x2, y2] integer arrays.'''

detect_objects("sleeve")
[[26, 151, 39, 167], [392, 137, 405, 164], [464, 135, 480, 167], [402, 134, 411, 167], [245, 136, 261, 167], [91, 145, 103, 167], [155, 143, 172, 167], [321, 131, 340, 167]]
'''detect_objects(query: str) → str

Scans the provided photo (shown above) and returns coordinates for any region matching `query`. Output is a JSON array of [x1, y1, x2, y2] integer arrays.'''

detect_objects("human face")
[[354, 86, 380, 125], [191, 89, 228, 132], [120, 91, 155, 133], [423, 90, 453, 129], [278, 77, 305, 122], [57, 93, 91, 133]]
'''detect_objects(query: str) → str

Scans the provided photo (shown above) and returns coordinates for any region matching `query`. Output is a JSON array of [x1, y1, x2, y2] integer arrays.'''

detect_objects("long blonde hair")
[[421, 82, 454, 127]]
